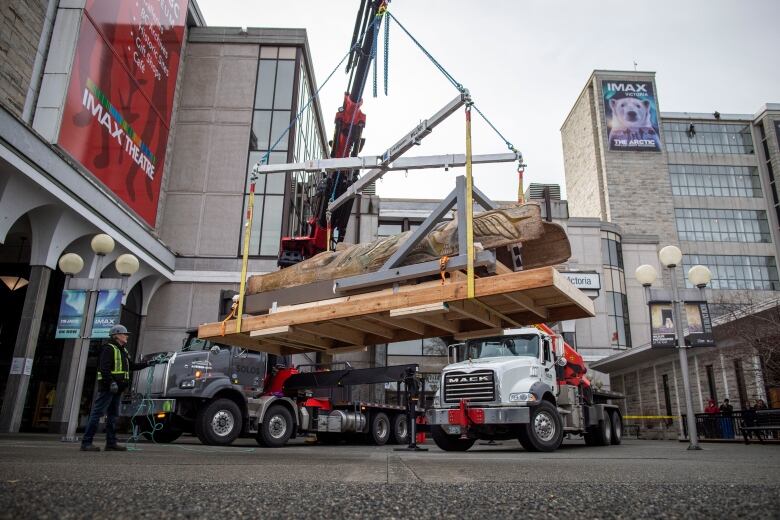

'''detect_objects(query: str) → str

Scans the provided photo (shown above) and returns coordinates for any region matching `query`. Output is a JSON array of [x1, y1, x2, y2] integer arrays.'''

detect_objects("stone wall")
[[0, 0, 47, 117]]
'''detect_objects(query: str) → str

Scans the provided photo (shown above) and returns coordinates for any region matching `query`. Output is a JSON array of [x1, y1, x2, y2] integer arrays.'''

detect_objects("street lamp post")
[[58, 234, 139, 442], [635, 245, 711, 451]]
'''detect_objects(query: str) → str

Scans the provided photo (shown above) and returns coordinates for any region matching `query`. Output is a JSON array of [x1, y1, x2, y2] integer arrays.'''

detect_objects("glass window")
[[683, 254, 779, 290], [274, 60, 295, 110], [662, 122, 754, 154], [259, 196, 284, 256], [378, 221, 403, 237], [466, 335, 540, 359], [388, 340, 422, 356], [675, 208, 770, 243], [251, 111, 272, 151], [255, 60, 277, 110], [669, 164, 761, 198]]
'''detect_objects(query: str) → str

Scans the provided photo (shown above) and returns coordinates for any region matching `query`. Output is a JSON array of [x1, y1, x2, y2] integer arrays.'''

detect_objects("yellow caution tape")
[[623, 415, 678, 420]]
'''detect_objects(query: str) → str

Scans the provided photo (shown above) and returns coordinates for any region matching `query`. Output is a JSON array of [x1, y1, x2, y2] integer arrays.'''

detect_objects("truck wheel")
[[599, 412, 613, 446], [142, 426, 182, 444], [522, 401, 563, 452], [195, 398, 241, 446], [390, 414, 409, 445], [431, 425, 475, 451], [370, 412, 391, 446], [259, 405, 294, 448], [610, 411, 622, 445]]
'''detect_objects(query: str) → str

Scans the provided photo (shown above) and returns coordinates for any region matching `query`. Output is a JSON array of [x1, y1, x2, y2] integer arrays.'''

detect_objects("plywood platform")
[[198, 266, 595, 355]]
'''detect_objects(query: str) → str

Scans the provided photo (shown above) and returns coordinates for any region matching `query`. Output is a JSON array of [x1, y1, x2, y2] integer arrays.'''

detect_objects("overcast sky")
[[197, 0, 780, 202]]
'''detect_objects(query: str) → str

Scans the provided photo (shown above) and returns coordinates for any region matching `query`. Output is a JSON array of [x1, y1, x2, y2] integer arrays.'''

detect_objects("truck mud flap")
[[120, 399, 176, 417]]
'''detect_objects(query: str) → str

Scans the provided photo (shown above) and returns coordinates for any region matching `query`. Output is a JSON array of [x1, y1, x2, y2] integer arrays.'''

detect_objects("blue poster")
[[91, 290, 123, 338], [55, 290, 87, 339]]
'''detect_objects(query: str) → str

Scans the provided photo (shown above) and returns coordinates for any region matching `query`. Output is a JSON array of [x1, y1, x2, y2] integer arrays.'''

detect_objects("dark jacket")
[[97, 341, 149, 391]]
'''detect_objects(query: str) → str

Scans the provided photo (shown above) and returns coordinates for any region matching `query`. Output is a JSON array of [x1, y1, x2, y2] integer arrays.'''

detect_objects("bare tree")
[[712, 293, 780, 395]]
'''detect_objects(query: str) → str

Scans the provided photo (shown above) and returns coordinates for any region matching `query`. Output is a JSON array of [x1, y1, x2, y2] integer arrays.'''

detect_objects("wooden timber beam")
[[454, 328, 504, 341], [390, 302, 449, 318], [370, 315, 427, 336], [411, 313, 460, 334], [501, 292, 548, 320], [295, 323, 365, 346], [448, 300, 501, 328], [339, 319, 395, 339]]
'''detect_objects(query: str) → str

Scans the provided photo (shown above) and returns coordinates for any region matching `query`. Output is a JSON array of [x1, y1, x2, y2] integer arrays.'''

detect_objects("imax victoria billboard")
[[602, 80, 662, 152], [57, 0, 188, 226]]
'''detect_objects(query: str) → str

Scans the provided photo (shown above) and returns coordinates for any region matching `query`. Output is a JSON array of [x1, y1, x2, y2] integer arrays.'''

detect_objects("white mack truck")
[[426, 327, 623, 452]]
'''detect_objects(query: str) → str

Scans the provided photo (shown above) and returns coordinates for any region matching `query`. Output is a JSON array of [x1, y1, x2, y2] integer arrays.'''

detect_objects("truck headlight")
[[509, 392, 536, 402], [179, 379, 196, 389]]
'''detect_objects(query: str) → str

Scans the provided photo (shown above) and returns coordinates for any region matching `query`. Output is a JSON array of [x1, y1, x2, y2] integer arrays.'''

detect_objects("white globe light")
[[658, 245, 683, 268], [58, 253, 84, 275], [115, 254, 140, 276], [688, 265, 712, 287], [91, 234, 115, 255], [635, 264, 658, 286]]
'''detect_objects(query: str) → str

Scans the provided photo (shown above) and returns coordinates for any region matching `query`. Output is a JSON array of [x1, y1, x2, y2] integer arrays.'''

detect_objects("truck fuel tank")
[[319, 410, 367, 433]]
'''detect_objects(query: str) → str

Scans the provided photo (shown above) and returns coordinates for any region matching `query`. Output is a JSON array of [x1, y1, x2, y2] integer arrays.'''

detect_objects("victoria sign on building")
[[57, 0, 188, 226]]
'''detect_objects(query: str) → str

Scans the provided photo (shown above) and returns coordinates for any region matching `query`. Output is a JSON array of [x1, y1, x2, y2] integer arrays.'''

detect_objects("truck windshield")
[[465, 335, 540, 360]]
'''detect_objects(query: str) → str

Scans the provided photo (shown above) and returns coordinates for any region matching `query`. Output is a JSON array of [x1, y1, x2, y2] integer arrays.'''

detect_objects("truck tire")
[[520, 401, 563, 452], [431, 425, 475, 452], [610, 411, 622, 445], [370, 412, 391, 445], [258, 404, 294, 448], [390, 414, 409, 445], [598, 412, 613, 446], [142, 426, 182, 444], [195, 398, 241, 446]]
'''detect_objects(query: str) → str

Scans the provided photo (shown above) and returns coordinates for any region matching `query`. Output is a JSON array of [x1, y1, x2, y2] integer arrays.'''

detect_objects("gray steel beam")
[[381, 186, 459, 270], [252, 152, 517, 176]]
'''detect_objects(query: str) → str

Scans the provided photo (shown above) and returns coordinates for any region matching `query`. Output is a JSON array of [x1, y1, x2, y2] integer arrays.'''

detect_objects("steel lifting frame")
[[333, 175, 499, 292], [253, 92, 519, 215], [245, 92, 517, 307]]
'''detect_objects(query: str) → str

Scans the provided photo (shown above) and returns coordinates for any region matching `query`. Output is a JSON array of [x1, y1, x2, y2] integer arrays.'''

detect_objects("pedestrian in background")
[[703, 399, 719, 438], [80, 325, 150, 452], [719, 399, 734, 439]]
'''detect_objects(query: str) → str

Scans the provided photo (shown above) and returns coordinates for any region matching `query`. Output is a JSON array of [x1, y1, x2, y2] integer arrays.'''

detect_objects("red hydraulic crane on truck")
[[278, 0, 388, 267]]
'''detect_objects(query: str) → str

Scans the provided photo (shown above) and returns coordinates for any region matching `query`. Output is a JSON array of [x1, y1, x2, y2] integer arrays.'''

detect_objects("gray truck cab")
[[123, 330, 268, 444]]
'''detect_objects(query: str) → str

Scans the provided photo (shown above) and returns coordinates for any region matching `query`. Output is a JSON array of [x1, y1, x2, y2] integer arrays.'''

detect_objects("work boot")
[[104, 444, 127, 451], [80, 444, 100, 452]]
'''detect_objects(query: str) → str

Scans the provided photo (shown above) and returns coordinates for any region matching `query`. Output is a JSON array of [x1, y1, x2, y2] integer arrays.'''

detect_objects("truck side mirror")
[[448, 343, 465, 363], [553, 334, 565, 358]]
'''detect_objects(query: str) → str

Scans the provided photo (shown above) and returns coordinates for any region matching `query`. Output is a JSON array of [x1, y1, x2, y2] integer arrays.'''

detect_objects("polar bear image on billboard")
[[602, 80, 662, 152]]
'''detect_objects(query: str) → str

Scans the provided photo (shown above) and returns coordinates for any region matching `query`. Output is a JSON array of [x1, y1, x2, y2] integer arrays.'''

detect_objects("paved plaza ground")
[[0, 433, 777, 518]]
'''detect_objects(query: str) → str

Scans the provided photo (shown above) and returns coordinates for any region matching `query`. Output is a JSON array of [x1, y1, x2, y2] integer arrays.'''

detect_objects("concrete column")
[[0, 265, 52, 432]]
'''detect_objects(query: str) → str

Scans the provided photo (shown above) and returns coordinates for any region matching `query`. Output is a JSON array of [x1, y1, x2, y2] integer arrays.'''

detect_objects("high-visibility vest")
[[97, 343, 130, 381]]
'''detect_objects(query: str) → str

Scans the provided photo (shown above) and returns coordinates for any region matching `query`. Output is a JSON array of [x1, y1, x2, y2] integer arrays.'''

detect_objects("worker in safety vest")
[[81, 324, 153, 452]]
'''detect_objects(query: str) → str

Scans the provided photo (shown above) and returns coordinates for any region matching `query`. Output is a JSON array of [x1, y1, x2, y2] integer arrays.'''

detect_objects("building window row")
[[242, 47, 327, 257], [675, 208, 771, 243], [758, 122, 780, 230], [662, 122, 754, 155], [669, 164, 762, 198], [605, 290, 631, 349], [683, 254, 779, 291]]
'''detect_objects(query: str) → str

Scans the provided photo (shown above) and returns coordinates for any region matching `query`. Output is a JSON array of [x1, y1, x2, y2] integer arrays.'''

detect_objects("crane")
[[278, 0, 388, 267]]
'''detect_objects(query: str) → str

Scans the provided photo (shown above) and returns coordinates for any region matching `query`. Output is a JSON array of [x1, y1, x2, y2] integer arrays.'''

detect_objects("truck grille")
[[443, 370, 495, 403]]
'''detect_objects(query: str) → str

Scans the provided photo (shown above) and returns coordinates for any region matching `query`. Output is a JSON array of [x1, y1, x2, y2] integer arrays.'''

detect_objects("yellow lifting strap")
[[464, 105, 475, 299], [236, 179, 257, 333]]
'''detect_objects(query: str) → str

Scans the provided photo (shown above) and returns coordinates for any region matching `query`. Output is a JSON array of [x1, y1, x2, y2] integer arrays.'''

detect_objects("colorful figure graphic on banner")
[[602, 80, 662, 152]]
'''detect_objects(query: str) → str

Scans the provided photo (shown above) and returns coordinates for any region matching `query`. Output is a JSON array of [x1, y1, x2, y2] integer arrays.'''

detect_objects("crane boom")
[[278, 0, 387, 267]]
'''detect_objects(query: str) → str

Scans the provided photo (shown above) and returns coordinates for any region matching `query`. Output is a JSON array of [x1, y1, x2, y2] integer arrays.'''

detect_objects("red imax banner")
[[58, 0, 187, 226]]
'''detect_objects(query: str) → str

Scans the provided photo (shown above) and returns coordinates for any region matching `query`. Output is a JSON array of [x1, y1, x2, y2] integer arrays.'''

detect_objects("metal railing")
[[682, 412, 743, 440]]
